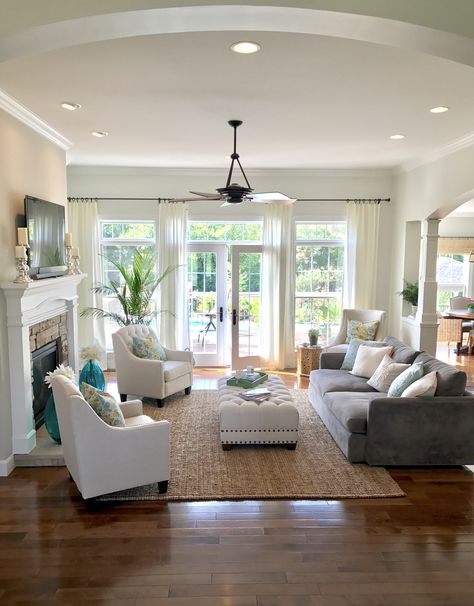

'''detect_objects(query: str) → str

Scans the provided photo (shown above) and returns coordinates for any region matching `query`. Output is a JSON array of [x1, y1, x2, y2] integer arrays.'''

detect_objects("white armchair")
[[112, 325, 193, 407], [324, 309, 387, 354], [51, 375, 170, 500]]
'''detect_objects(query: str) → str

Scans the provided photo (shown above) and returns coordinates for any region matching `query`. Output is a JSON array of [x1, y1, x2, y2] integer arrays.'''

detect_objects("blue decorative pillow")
[[132, 335, 167, 361], [387, 362, 424, 397], [80, 382, 125, 427], [341, 338, 387, 371]]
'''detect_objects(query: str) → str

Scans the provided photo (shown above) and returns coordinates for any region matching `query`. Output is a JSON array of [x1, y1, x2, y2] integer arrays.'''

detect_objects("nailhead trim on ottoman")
[[218, 376, 299, 448]]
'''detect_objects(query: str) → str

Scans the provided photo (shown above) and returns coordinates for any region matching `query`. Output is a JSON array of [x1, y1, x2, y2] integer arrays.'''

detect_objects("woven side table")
[[297, 345, 323, 376]]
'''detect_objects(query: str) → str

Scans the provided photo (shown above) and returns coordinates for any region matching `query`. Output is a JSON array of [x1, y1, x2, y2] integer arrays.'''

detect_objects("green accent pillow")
[[81, 382, 125, 427], [341, 338, 387, 371], [132, 335, 167, 361], [387, 362, 424, 398], [345, 320, 379, 344]]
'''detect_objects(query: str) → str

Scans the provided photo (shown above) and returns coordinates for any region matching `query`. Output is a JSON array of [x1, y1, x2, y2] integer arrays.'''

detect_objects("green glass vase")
[[44, 393, 61, 444], [79, 359, 105, 391]]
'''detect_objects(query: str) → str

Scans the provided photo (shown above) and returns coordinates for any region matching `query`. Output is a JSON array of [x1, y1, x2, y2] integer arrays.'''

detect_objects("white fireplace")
[[1, 275, 84, 454]]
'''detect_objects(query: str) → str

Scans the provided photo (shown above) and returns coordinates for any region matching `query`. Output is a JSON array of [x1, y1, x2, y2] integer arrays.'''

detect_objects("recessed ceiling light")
[[430, 106, 449, 114], [390, 134, 405, 140], [91, 131, 108, 138], [231, 41, 261, 54], [61, 102, 81, 111]]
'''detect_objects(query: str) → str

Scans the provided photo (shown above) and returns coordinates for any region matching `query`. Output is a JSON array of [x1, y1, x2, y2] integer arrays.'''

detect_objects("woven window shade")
[[438, 238, 474, 255]]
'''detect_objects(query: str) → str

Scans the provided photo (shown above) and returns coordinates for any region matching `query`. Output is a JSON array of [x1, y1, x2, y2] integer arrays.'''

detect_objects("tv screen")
[[25, 196, 66, 277]]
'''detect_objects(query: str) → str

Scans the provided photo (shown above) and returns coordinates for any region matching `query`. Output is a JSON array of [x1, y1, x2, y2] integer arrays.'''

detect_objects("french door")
[[187, 243, 262, 369]]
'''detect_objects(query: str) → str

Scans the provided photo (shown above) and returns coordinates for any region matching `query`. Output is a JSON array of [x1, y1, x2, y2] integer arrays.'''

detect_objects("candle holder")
[[14, 257, 33, 283], [72, 254, 81, 275], [65, 245, 74, 275]]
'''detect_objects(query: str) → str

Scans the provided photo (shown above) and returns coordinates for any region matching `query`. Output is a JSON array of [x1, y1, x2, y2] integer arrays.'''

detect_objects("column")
[[416, 219, 440, 355]]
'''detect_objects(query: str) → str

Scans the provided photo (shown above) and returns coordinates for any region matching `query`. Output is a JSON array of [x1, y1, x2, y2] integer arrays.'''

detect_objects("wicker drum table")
[[297, 345, 323, 376], [217, 376, 299, 450]]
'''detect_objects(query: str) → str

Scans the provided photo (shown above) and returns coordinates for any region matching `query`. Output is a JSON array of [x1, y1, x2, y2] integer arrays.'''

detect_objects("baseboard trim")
[[0, 454, 15, 476]]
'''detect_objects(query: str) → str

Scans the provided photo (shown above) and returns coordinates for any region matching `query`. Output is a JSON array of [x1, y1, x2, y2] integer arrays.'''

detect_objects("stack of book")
[[239, 387, 271, 402]]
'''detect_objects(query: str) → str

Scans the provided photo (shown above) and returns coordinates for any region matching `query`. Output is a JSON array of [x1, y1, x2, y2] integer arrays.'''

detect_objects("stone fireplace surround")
[[1, 275, 84, 457]]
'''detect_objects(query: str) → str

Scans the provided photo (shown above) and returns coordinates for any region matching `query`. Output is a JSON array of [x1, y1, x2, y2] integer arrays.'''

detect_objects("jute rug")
[[99, 389, 404, 501]]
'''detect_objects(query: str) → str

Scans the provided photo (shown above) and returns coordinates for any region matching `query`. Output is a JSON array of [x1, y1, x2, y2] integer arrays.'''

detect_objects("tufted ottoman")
[[217, 376, 299, 450]]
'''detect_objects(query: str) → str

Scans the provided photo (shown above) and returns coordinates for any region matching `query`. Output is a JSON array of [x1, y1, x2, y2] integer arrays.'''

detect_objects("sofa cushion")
[[341, 338, 387, 371], [387, 362, 424, 397], [414, 353, 467, 396], [310, 369, 377, 396], [367, 354, 410, 392], [163, 360, 192, 382], [351, 345, 393, 379], [80, 382, 126, 427], [383, 336, 420, 364], [401, 371, 437, 397], [324, 391, 388, 434], [132, 335, 167, 361]]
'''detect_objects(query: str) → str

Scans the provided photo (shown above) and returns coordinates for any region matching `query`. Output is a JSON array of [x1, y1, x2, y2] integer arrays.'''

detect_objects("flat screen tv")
[[24, 195, 66, 278]]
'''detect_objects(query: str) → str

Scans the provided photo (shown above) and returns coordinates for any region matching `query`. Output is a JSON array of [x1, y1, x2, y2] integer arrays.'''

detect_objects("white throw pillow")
[[401, 371, 437, 397], [367, 354, 410, 392], [350, 345, 393, 379]]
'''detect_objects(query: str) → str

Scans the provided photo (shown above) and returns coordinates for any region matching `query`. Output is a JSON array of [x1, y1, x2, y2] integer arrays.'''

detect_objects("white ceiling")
[[2, 30, 474, 168]]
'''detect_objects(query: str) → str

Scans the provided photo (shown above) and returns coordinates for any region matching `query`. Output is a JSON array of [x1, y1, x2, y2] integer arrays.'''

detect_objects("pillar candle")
[[71, 247, 79, 257], [17, 227, 28, 246], [65, 232, 73, 247], [15, 245, 27, 259]]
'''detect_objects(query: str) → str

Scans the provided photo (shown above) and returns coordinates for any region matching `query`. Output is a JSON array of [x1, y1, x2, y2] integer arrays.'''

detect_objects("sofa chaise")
[[309, 336, 474, 465]]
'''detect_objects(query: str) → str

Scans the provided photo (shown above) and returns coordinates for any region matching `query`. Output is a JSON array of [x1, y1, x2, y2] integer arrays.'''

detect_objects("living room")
[[2, 2, 474, 603]]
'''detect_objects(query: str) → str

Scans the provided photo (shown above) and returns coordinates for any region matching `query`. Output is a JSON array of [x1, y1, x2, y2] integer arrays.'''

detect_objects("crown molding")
[[66, 165, 394, 179], [0, 88, 72, 150], [398, 131, 474, 174]]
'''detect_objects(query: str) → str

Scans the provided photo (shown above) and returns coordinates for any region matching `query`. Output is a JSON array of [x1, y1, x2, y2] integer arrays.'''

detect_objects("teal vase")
[[79, 359, 105, 391], [45, 393, 61, 444]]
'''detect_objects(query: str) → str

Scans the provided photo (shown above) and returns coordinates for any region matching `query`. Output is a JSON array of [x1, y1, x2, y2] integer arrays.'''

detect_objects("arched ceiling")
[[1, 2, 474, 169]]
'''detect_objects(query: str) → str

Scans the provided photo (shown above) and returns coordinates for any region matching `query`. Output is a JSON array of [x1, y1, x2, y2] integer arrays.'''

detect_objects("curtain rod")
[[68, 196, 390, 203]]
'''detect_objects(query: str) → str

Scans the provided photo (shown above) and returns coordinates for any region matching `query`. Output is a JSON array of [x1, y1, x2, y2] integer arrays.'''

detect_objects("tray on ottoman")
[[218, 376, 299, 450]]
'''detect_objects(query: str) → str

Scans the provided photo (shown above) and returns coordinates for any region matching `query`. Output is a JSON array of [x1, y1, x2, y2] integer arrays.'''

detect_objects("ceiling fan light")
[[231, 41, 261, 54]]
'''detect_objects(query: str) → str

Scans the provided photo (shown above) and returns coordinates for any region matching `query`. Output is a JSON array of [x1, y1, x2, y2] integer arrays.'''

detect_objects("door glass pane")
[[188, 252, 217, 354], [238, 252, 261, 358]]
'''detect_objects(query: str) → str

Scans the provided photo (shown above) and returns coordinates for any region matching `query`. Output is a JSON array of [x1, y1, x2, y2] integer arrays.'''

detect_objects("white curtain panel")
[[345, 201, 380, 309], [157, 201, 189, 350], [261, 203, 296, 370], [68, 199, 106, 365]]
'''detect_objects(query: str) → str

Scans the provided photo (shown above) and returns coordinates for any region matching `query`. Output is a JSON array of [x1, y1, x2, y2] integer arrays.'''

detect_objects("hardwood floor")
[[2, 355, 474, 605]]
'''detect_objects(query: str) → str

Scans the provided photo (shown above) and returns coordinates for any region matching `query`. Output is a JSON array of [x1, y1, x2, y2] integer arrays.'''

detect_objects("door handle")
[[219, 306, 223, 322], [232, 309, 237, 326]]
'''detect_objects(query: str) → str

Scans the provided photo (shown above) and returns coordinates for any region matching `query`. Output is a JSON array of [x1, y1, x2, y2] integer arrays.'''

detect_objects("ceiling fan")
[[172, 120, 297, 207]]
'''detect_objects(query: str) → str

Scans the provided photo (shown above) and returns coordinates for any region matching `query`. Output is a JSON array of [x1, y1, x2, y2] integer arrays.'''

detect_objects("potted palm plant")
[[81, 250, 177, 326]]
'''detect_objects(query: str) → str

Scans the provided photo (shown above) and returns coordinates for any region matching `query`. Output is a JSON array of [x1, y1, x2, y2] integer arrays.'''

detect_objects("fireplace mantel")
[[1, 274, 85, 454]]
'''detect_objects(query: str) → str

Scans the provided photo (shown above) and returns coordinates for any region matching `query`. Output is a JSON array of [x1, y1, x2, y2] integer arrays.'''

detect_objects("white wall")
[[0, 109, 67, 469], [390, 144, 474, 337], [67, 165, 394, 311]]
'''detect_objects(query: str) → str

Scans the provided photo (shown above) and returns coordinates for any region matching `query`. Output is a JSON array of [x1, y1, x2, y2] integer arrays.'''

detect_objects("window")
[[436, 253, 468, 312], [188, 222, 262, 242], [295, 222, 346, 346], [100, 221, 156, 349]]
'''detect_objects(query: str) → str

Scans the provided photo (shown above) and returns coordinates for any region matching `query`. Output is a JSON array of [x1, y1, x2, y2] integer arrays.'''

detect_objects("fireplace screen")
[[31, 339, 61, 429]]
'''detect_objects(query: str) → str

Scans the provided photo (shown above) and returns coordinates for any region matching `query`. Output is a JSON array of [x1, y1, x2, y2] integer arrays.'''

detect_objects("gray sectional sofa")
[[309, 336, 474, 465]]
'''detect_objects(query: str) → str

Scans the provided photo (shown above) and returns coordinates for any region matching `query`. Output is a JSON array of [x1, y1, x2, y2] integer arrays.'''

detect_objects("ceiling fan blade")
[[189, 191, 222, 199], [251, 192, 297, 205], [170, 197, 211, 202], [220, 200, 243, 207]]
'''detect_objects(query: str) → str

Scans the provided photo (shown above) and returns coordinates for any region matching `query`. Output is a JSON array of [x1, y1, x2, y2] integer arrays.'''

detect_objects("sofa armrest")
[[320, 352, 345, 369], [366, 395, 474, 465], [119, 399, 143, 418], [164, 348, 194, 363]]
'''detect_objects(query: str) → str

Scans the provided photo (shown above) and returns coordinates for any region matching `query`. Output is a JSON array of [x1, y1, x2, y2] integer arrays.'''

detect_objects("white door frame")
[[187, 243, 227, 366]]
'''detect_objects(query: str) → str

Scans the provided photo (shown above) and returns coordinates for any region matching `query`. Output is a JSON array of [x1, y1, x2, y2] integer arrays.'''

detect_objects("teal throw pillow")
[[132, 335, 167, 361], [387, 362, 424, 398], [341, 338, 387, 371], [345, 320, 379, 344], [81, 382, 125, 427]]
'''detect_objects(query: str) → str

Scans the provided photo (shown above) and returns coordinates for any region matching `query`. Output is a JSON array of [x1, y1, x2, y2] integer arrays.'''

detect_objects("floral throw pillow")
[[345, 320, 379, 343], [81, 382, 125, 427], [132, 335, 167, 361]]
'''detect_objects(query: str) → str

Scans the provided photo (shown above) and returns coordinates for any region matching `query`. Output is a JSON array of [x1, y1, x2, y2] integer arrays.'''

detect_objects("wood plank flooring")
[[2, 355, 474, 605]]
